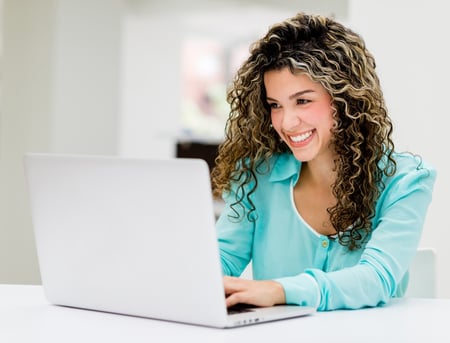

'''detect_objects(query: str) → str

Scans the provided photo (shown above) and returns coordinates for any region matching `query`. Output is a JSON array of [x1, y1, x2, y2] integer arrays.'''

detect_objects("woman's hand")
[[223, 276, 286, 307]]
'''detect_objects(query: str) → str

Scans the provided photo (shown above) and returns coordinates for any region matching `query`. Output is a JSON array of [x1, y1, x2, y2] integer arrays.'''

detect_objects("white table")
[[1, 284, 449, 342]]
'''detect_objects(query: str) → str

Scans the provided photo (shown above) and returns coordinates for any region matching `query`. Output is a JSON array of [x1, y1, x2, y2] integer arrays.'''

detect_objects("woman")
[[211, 12, 436, 311]]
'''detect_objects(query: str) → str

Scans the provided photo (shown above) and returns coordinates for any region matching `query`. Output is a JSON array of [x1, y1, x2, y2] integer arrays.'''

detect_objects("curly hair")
[[211, 12, 396, 250]]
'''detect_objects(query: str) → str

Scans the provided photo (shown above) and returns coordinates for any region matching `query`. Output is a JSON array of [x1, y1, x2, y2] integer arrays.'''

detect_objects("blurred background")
[[1, 0, 448, 298]]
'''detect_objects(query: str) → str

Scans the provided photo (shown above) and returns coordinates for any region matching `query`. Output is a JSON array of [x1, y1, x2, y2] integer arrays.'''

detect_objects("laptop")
[[24, 153, 315, 328]]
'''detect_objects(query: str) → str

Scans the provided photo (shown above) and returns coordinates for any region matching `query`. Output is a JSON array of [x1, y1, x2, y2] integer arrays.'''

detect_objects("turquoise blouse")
[[216, 152, 436, 311]]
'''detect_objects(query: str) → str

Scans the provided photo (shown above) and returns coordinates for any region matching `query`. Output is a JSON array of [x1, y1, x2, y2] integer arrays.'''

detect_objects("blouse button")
[[321, 240, 329, 248]]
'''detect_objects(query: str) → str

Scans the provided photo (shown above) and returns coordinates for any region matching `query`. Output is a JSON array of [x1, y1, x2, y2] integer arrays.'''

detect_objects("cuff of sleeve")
[[275, 273, 321, 309]]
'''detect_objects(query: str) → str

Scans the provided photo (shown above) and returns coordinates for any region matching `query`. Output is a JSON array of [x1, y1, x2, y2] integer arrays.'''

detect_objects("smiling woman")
[[210, 12, 436, 311], [264, 69, 334, 164]]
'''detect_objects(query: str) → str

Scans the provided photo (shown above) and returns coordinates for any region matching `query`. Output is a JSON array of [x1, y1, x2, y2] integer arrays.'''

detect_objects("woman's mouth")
[[288, 130, 314, 144]]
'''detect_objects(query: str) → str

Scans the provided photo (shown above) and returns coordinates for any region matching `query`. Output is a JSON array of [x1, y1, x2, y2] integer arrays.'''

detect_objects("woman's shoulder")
[[374, 151, 437, 217], [383, 151, 437, 190], [391, 151, 436, 176]]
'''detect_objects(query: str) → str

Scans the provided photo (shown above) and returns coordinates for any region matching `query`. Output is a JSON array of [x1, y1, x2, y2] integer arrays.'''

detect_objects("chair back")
[[405, 248, 436, 298]]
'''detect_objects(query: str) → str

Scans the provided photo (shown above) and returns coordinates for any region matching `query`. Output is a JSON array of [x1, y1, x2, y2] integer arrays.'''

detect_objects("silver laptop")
[[24, 153, 315, 328]]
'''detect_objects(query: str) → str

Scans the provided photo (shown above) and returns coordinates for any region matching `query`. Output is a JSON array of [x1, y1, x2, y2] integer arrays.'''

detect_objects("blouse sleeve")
[[276, 161, 437, 311]]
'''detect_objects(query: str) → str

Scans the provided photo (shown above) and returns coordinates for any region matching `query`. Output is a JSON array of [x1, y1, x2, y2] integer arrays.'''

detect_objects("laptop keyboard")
[[227, 303, 257, 315]]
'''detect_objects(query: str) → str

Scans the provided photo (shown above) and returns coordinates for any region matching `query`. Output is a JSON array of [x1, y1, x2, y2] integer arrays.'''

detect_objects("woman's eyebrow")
[[266, 90, 315, 102], [288, 90, 315, 100]]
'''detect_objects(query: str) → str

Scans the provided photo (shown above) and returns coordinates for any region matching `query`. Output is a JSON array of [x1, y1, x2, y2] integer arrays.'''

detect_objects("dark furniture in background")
[[176, 141, 220, 172]]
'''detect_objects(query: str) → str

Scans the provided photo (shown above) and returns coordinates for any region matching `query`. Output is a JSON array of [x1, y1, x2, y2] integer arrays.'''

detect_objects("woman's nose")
[[282, 107, 302, 129]]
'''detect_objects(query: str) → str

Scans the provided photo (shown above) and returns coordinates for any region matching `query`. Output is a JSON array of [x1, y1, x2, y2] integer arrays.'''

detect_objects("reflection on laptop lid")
[[24, 153, 315, 328]]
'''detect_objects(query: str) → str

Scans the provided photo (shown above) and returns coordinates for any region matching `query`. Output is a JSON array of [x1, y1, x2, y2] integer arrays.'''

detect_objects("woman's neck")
[[300, 158, 336, 190]]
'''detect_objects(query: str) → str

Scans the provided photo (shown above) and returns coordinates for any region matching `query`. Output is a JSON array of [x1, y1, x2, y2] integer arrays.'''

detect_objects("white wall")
[[0, 0, 122, 284], [0, 0, 56, 284], [119, 11, 181, 158], [51, 0, 122, 154], [349, 0, 449, 298]]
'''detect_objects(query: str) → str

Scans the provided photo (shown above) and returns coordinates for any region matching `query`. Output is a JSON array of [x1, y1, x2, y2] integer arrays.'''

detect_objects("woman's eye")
[[297, 98, 310, 105], [268, 103, 280, 109]]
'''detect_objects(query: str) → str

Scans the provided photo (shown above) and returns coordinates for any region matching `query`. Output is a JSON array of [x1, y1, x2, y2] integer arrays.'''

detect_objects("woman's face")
[[264, 67, 335, 163]]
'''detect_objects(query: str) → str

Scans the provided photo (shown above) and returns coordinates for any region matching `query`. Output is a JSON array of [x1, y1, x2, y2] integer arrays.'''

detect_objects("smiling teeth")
[[290, 131, 313, 143]]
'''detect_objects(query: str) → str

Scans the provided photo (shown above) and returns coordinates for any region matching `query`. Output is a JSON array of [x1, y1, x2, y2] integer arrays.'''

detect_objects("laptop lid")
[[24, 153, 315, 328]]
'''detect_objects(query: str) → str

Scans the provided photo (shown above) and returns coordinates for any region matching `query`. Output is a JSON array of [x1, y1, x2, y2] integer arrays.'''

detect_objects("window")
[[180, 37, 249, 143]]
